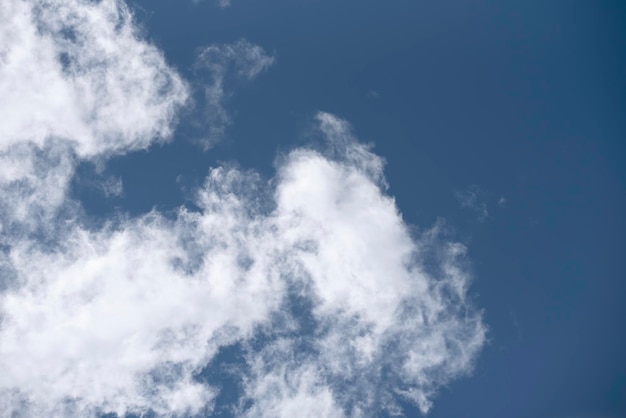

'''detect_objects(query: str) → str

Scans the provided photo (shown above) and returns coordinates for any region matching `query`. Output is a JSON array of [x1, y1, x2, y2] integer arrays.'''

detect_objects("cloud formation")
[[0, 0, 188, 237], [238, 114, 486, 416], [1, 113, 485, 417], [194, 40, 274, 147], [0, 1, 485, 417], [0, 0, 188, 157]]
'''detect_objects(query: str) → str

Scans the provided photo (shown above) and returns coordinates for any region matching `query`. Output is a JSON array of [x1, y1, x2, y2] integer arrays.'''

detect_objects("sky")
[[0, 0, 624, 417]]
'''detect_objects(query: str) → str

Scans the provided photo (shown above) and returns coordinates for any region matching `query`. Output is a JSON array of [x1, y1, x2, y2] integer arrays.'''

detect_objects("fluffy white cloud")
[[0, 0, 188, 236], [0, 112, 485, 417], [0, 1, 485, 416], [243, 349, 347, 418], [238, 114, 486, 416], [194, 40, 274, 147], [1, 207, 284, 416], [0, 0, 188, 157]]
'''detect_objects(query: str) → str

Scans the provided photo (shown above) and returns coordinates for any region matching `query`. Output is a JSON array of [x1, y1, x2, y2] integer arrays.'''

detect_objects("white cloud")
[[243, 341, 346, 418], [0, 0, 188, 237], [0, 111, 485, 417], [194, 40, 274, 147], [1, 207, 284, 416], [238, 114, 486, 416], [0, 0, 188, 158], [0, 1, 484, 416]]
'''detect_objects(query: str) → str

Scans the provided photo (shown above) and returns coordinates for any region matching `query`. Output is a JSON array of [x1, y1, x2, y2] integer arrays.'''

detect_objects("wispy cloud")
[[367, 90, 381, 99], [194, 40, 274, 147], [192, 0, 234, 9], [100, 176, 124, 198], [455, 185, 489, 221]]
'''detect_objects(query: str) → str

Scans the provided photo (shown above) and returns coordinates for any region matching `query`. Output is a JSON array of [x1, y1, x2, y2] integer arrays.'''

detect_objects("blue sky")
[[0, 0, 624, 417]]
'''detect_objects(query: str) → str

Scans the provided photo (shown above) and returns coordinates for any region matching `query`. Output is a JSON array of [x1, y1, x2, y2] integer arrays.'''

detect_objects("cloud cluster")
[[0, 1, 486, 417], [0, 113, 485, 417]]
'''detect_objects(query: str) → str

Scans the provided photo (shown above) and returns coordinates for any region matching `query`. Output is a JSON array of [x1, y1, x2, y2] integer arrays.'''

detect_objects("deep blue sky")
[[73, 1, 626, 416]]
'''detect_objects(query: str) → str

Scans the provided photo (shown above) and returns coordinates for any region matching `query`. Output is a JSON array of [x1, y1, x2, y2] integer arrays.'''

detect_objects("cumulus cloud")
[[0, 1, 189, 408], [194, 40, 274, 147], [0, 0, 188, 157], [1, 111, 485, 417], [0, 1, 485, 417], [237, 114, 486, 416], [1, 207, 284, 416], [0, 0, 188, 238]]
